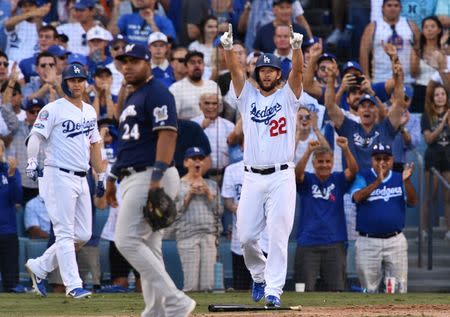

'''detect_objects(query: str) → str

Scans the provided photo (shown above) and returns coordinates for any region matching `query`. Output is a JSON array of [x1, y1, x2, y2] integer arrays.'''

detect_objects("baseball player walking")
[[105, 44, 195, 317], [24, 63, 106, 299], [221, 24, 304, 307]]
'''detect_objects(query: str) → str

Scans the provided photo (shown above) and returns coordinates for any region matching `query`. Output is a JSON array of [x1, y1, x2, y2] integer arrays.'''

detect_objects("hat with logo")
[[110, 34, 127, 46], [86, 26, 112, 42], [47, 45, 71, 57], [302, 36, 320, 50], [148, 32, 168, 45], [342, 60, 363, 74], [25, 98, 45, 111], [184, 147, 206, 159], [371, 143, 392, 156], [116, 44, 151, 61], [73, 0, 97, 10], [358, 94, 377, 106], [317, 53, 337, 65]]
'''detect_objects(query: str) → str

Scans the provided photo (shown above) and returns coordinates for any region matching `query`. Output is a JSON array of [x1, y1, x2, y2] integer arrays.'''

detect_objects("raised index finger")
[[228, 23, 233, 37], [290, 25, 294, 37]]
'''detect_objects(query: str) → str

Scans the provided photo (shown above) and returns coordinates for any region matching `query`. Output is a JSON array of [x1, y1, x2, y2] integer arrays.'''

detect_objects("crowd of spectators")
[[0, 0, 448, 295]]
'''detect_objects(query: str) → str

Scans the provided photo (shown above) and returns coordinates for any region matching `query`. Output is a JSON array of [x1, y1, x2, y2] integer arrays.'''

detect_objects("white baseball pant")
[[28, 166, 92, 293], [237, 167, 296, 298]]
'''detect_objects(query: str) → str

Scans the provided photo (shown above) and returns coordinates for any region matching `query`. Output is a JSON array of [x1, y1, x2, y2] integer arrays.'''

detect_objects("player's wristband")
[[151, 161, 169, 182], [107, 173, 118, 182]]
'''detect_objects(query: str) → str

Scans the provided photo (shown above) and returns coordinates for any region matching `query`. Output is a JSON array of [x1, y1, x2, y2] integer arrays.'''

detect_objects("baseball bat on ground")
[[208, 304, 302, 312]]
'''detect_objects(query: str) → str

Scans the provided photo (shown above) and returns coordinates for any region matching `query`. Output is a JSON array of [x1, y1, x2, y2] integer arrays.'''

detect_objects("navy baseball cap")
[[342, 61, 363, 74], [184, 147, 206, 159], [317, 53, 337, 64], [116, 44, 151, 61], [47, 45, 71, 57], [94, 66, 112, 77], [18, 0, 38, 7], [358, 94, 377, 106], [110, 34, 127, 46], [302, 36, 320, 50], [73, 0, 96, 10], [68, 53, 87, 66], [273, 0, 294, 6], [25, 98, 45, 111], [371, 143, 392, 156]]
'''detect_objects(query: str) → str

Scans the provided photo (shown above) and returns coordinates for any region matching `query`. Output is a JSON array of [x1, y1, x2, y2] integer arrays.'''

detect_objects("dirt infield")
[[193, 304, 450, 317]]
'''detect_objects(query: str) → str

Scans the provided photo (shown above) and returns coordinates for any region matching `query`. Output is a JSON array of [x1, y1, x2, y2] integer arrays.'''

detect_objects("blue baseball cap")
[[358, 94, 377, 106], [184, 147, 206, 159], [73, 0, 96, 10], [67, 53, 87, 66], [18, 0, 38, 7], [116, 43, 151, 61], [25, 98, 45, 111], [47, 45, 71, 57], [110, 34, 127, 46], [342, 61, 363, 74], [371, 143, 392, 156], [317, 53, 337, 64], [302, 36, 320, 50]]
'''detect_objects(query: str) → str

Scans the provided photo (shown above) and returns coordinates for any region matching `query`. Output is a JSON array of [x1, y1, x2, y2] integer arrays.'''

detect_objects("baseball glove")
[[143, 188, 177, 231]]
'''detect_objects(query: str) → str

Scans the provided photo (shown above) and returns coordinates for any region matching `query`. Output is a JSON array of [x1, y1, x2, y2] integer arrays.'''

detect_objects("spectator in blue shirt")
[[116, 0, 176, 47], [148, 32, 175, 88], [0, 139, 23, 292], [351, 143, 417, 293], [294, 137, 358, 291], [24, 195, 50, 239]]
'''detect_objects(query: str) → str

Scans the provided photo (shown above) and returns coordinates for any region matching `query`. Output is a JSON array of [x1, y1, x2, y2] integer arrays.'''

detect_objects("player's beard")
[[257, 78, 278, 92]]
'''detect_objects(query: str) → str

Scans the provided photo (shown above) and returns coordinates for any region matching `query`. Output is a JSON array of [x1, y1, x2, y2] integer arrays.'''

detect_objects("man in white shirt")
[[169, 51, 218, 119], [106, 35, 126, 96]]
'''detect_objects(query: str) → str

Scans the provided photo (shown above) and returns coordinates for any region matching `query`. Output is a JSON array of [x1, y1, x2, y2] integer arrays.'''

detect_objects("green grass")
[[0, 292, 449, 316]]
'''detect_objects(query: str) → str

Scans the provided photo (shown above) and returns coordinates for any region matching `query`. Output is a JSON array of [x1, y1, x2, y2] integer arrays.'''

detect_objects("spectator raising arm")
[[324, 61, 345, 129], [359, 22, 375, 80], [336, 136, 358, 180], [388, 60, 407, 130], [303, 42, 323, 99], [295, 140, 320, 183]]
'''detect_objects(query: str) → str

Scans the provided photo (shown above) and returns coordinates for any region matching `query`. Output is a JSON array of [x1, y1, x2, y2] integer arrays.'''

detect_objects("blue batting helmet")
[[254, 53, 281, 82], [61, 63, 88, 97]]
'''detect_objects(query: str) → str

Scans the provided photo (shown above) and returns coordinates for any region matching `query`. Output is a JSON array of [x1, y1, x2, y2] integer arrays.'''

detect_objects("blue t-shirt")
[[152, 65, 175, 88], [296, 172, 350, 246], [336, 116, 398, 170], [175, 119, 211, 177], [0, 164, 23, 234], [112, 78, 177, 172], [19, 54, 38, 83], [118, 13, 176, 46], [401, 0, 437, 30], [0, 1, 11, 51], [350, 169, 406, 234]]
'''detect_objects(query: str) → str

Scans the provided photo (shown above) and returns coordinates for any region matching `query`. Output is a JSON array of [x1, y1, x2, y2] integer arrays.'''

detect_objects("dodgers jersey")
[[29, 98, 101, 172], [112, 78, 177, 172], [235, 81, 303, 166]]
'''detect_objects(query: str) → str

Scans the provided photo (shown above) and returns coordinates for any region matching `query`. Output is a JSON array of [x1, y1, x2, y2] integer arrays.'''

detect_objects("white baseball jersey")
[[30, 98, 101, 172], [236, 81, 303, 166]]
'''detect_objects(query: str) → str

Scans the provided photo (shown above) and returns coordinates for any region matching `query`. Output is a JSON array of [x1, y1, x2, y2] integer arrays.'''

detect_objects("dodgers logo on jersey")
[[119, 105, 137, 123], [311, 183, 336, 201], [234, 184, 242, 201], [250, 102, 282, 124], [62, 118, 96, 138], [367, 185, 403, 202], [154, 105, 168, 123], [353, 131, 379, 148]]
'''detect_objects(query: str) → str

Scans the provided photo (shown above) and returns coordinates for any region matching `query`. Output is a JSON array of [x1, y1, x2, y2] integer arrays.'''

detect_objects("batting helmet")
[[61, 63, 88, 97], [254, 53, 281, 82]]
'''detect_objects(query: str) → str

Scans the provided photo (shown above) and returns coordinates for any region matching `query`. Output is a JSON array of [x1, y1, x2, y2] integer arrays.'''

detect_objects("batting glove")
[[96, 172, 106, 198], [290, 25, 303, 49], [26, 157, 42, 181], [220, 23, 234, 50]]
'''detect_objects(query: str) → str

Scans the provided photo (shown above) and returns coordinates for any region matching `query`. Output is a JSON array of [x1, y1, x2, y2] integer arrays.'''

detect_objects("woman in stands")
[[421, 84, 450, 240]]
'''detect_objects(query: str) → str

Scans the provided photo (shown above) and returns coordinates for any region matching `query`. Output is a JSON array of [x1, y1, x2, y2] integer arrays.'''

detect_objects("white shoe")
[[166, 296, 196, 317], [326, 29, 343, 45]]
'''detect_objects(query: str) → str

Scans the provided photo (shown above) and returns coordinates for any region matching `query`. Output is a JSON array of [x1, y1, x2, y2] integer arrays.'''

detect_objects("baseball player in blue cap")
[[105, 43, 195, 317], [221, 23, 304, 307], [24, 63, 106, 299]]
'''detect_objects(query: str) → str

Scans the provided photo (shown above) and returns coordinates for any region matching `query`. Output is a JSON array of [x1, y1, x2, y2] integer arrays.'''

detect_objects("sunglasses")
[[172, 57, 185, 63], [0, 61, 9, 67], [112, 45, 125, 51], [299, 115, 311, 121], [374, 155, 391, 162], [39, 63, 55, 68]]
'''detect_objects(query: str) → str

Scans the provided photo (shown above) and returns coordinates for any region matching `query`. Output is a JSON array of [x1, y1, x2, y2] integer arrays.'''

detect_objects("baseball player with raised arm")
[[24, 63, 106, 299], [221, 24, 304, 307], [104, 44, 195, 317]]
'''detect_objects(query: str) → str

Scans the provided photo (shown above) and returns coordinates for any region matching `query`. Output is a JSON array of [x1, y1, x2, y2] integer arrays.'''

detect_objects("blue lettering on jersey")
[[234, 183, 242, 201], [353, 131, 380, 148], [250, 102, 282, 124], [62, 119, 96, 138], [368, 185, 403, 202]]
